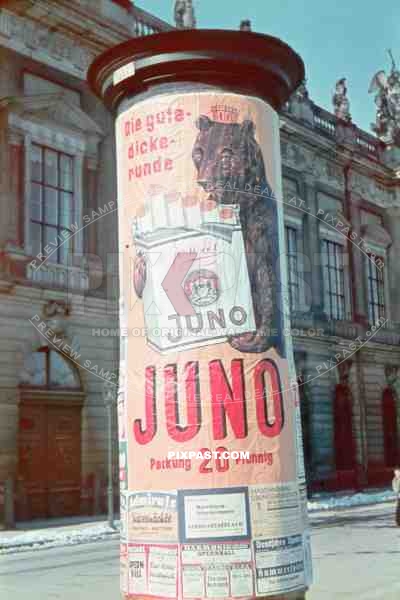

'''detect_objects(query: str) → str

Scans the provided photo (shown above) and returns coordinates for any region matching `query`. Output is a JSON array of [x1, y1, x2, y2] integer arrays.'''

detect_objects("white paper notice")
[[254, 536, 305, 596], [230, 564, 254, 597], [148, 546, 178, 598], [182, 565, 205, 598], [128, 546, 147, 595], [183, 491, 248, 540], [206, 566, 230, 598]]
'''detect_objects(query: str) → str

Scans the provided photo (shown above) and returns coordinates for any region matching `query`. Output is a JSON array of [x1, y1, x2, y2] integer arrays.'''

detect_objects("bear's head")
[[192, 115, 271, 205]]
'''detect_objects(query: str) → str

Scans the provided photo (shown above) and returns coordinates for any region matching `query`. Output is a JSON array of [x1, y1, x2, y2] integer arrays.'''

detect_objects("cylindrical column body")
[[89, 30, 312, 600]]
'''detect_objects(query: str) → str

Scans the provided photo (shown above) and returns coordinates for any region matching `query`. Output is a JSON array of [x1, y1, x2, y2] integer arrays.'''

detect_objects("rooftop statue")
[[239, 20, 252, 31], [333, 77, 351, 122], [369, 50, 400, 145], [174, 0, 196, 29], [293, 80, 310, 102]]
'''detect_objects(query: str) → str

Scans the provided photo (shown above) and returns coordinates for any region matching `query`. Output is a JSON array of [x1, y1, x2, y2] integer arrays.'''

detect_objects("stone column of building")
[[6, 129, 24, 249], [85, 156, 99, 256], [384, 204, 400, 324], [345, 182, 369, 482], [77, 149, 103, 514], [294, 351, 314, 490], [296, 173, 342, 487], [0, 130, 25, 526], [301, 173, 325, 319], [346, 186, 369, 325], [303, 347, 337, 486], [83, 155, 108, 296], [350, 352, 369, 486], [0, 386, 19, 527]]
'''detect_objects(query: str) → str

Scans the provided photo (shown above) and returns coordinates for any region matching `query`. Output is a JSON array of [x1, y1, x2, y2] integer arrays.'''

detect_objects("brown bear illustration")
[[192, 114, 284, 355]]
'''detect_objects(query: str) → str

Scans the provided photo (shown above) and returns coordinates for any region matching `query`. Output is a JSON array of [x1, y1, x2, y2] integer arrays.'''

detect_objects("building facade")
[[0, 0, 172, 525], [0, 0, 399, 526], [282, 89, 400, 493]]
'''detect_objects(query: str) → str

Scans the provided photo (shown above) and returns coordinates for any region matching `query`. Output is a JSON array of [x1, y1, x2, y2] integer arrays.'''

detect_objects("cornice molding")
[[349, 170, 396, 208], [0, 7, 97, 79], [0, 93, 103, 136], [360, 223, 392, 249], [0, 1, 172, 80], [0, 93, 104, 156]]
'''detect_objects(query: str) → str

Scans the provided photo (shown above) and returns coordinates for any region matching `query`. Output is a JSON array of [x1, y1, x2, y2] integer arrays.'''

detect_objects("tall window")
[[30, 144, 74, 263], [367, 257, 385, 324], [285, 226, 299, 312], [321, 239, 345, 320]]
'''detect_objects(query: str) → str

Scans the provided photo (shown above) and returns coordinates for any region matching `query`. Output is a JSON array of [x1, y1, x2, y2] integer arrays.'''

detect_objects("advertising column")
[[89, 30, 311, 600]]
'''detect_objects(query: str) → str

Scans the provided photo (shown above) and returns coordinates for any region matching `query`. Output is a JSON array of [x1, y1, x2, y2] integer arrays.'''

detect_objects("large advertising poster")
[[115, 91, 311, 598]]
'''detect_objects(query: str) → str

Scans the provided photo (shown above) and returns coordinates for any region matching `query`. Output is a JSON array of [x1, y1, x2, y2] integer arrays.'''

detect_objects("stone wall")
[[283, 88, 400, 491]]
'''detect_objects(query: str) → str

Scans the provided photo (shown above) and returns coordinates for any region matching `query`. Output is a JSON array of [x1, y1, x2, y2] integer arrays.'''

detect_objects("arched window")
[[20, 347, 81, 389]]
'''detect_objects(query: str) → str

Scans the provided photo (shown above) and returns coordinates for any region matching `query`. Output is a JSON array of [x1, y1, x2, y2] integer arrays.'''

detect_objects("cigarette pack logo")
[[184, 269, 220, 307]]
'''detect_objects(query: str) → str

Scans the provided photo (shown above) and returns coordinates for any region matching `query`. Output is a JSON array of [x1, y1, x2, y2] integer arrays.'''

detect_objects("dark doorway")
[[17, 397, 83, 520], [382, 387, 398, 468]]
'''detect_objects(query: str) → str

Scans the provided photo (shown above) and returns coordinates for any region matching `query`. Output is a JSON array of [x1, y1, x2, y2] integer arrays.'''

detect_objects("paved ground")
[[309, 502, 400, 599], [0, 503, 399, 599], [0, 539, 119, 599]]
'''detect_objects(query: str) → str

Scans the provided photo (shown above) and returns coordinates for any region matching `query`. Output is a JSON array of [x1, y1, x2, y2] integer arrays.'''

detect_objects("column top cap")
[[88, 29, 305, 113]]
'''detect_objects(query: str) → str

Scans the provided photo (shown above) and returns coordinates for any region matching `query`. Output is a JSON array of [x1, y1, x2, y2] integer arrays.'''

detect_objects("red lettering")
[[133, 366, 157, 444], [209, 359, 247, 439], [133, 358, 284, 445], [160, 136, 168, 149], [149, 136, 158, 152], [254, 359, 284, 437], [165, 362, 201, 442], [128, 157, 174, 180], [123, 108, 187, 137]]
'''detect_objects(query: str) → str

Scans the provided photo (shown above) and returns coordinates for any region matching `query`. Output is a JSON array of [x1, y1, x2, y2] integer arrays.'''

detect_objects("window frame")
[[366, 253, 386, 325], [19, 347, 82, 390], [30, 143, 75, 264], [285, 224, 300, 314], [24, 133, 84, 261], [283, 212, 308, 315], [361, 230, 391, 326], [319, 233, 352, 321]]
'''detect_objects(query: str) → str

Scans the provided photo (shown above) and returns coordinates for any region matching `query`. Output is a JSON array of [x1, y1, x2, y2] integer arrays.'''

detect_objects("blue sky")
[[137, 1, 400, 134]]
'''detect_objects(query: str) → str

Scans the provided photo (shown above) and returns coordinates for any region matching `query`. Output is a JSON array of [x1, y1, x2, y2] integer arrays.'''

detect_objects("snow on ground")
[[0, 488, 396, 554], [307, 488, 396, 512], [0, 521, 120, 554]]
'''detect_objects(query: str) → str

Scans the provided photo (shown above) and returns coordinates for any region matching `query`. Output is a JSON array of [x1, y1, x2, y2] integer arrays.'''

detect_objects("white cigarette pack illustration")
[[131, 191, 256, 353]]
